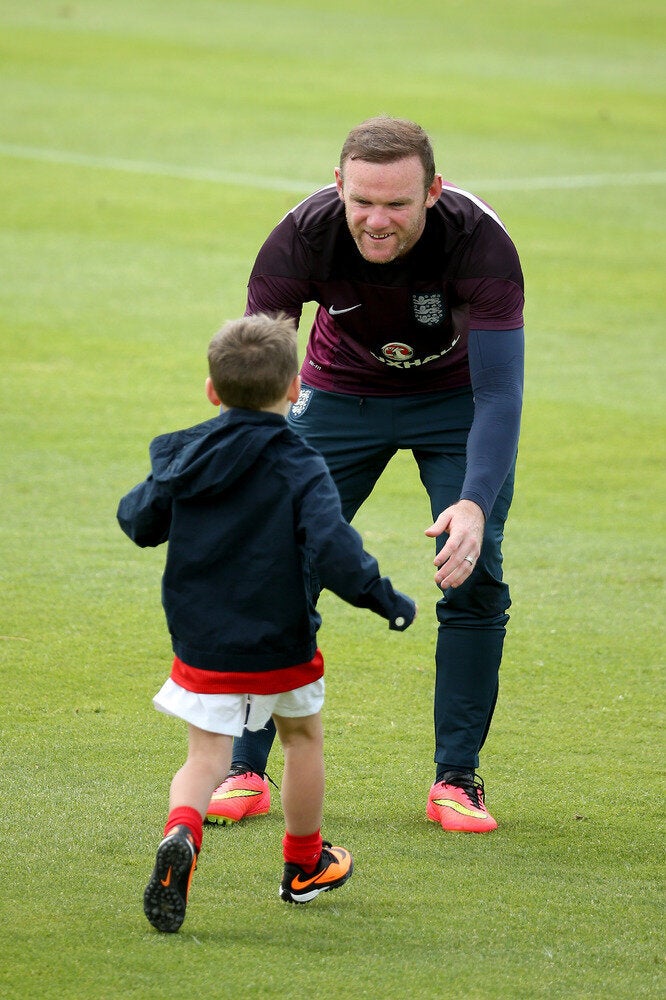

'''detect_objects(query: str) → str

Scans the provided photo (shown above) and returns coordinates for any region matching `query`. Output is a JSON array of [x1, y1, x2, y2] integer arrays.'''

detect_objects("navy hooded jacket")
[[117, 408, 415, 687]]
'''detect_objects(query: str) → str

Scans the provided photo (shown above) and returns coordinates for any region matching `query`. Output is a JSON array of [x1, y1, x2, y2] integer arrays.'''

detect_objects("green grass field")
[[1, 2, 664, 997]]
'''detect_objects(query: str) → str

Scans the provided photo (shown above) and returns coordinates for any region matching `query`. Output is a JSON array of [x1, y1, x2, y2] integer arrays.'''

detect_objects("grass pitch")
[[1, 2, 664, 998]]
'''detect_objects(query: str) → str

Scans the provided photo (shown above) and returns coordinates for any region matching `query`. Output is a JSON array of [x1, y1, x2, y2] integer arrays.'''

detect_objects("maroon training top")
[[246, 182, 524, 397]]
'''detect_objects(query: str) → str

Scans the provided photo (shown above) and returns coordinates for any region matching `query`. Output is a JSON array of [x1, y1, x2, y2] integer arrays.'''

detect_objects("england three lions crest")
[[412, 293, 445, 327], [290, 386, 313, 418]]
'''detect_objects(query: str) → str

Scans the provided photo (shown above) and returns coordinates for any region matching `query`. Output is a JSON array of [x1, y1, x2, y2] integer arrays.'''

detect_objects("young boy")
[[117, 313, 416, 933]]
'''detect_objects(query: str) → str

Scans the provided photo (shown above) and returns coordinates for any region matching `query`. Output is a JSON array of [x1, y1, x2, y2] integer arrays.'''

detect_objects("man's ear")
[[425, 173, 443, 208], [205, 376, 221, 406], [334, 167, 344, 201], [287, 373, 302, 404]]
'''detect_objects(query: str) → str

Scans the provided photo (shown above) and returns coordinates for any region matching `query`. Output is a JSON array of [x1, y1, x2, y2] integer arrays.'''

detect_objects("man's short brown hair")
[[208, 313, 298, 410], [339, 116, 436, 190]]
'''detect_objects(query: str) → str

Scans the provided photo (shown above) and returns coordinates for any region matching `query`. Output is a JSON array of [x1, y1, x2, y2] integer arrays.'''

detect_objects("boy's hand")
[[389, 596, 417, 631]]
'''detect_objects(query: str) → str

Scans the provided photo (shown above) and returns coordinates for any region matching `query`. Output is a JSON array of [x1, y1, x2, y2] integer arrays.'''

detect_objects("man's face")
[[335, 155, 442, 264]]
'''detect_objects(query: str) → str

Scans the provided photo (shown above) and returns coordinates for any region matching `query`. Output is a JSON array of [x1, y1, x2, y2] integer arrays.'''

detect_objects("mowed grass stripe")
[[1, 141, 665, 192]]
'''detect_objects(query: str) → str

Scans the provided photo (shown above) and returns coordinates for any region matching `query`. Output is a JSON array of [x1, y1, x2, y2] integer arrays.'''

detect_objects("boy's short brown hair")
[[208, 313, 299, 410]]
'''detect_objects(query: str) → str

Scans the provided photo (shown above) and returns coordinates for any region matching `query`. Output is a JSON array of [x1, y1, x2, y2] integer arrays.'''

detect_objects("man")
[[207, 116, 524, 833]]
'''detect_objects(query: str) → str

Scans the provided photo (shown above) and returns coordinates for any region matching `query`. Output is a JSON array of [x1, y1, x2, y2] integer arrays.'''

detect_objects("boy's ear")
[[287, 373, 302, 404], [205, 376, 221, 406]]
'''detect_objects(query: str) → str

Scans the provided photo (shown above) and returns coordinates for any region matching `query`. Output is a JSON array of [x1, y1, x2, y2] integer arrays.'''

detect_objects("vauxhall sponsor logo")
[[381, 342, 414, 361], [372, 335, 460, 369]]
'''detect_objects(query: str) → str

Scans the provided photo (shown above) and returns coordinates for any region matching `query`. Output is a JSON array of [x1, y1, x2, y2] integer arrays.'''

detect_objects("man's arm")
[[461, 325, 524, 517], [245, 210, 313, 322], [425, 326, 524, 589], [245, 273, 310, 324]]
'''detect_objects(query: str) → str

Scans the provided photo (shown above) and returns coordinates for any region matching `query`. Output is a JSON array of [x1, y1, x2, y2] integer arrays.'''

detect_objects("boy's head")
[[207, 313, 300, 411]]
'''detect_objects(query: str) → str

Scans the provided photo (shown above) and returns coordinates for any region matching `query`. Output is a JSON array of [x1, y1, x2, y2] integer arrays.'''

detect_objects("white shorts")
[[152, 677, 325, 736]]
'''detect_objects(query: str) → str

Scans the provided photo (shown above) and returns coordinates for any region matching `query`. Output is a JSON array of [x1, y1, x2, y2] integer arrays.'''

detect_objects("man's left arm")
[[426, 326, 524, 587]]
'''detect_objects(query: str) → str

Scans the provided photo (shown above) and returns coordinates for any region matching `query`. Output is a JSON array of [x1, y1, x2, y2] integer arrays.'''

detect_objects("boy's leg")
[[169, 724, 233, 817], [145, 725, 232, 932], [273, 712, 353, 904], [274, 712, 324, 836]]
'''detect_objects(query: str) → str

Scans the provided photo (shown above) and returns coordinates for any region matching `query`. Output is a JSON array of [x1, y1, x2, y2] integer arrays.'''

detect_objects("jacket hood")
[[149, 408, 288, 500]]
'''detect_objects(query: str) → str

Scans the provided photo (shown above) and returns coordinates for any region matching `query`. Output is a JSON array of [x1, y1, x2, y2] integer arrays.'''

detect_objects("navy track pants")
[[232, 384, 515, 774]]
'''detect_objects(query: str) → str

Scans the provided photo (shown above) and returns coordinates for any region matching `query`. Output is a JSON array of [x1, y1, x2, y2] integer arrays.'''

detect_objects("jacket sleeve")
[[295, 457, 416, 630], [116, 476, 172, 548]]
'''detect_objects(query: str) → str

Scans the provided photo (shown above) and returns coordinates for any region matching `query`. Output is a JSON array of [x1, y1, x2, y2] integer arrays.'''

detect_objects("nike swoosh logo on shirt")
[[328, 303, 362, 316]]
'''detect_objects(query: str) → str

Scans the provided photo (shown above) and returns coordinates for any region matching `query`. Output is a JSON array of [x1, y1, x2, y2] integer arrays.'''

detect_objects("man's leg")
[[428, 468, 515, 774], [402, 388, 514, 769], [288, 386, 397, 521], [419, 451, 514, 830], [405, 389, 515, 831], [423, 485, 512, 833], [229, 721, 276, 774], [206, 721, 274, 825]]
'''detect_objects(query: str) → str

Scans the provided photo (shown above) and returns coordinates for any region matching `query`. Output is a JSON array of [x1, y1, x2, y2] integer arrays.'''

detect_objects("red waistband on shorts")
[[170, 649, 324, 694]]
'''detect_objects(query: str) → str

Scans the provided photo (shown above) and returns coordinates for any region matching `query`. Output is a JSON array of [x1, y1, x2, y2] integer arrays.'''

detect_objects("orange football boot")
[[280, 843, 353, 904], [143, 826, 198, 933]]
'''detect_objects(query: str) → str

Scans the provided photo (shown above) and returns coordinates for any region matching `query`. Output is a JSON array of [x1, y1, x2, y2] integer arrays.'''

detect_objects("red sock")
[[282, 829, 323, 873], [165, 806, 203, 853]]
